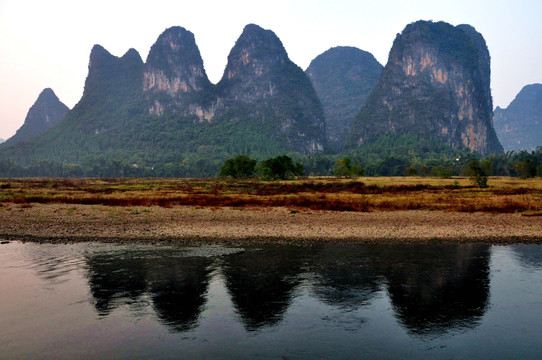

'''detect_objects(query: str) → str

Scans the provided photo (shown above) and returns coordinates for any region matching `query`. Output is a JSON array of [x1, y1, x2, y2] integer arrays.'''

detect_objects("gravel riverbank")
[[0, 203, 541, 244]]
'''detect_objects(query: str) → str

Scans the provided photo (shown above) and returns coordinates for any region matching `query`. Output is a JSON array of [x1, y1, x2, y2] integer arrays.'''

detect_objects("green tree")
[[405, 166, 418, 176], [351, 163, 365, 176], [333, 157, 353, 178], [300, 155, 333, 176], [0, 158, 23, 177], [465, 161, 488, 188], [481, 160, 494, 176], [419, 165, 430, 177], [431, 166, 453, 179], [259, 155, 303, 180], [219, 155, 257, 178], [515, 159, 537, 179]]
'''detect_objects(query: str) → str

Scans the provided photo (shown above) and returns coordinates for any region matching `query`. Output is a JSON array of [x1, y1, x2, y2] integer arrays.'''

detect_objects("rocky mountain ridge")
[[143, 26, 214, 119], [348, 21, 503, 155], [215, 24, 325, 153], [1, 20, 506, 175], [0, 24, 325, 165]]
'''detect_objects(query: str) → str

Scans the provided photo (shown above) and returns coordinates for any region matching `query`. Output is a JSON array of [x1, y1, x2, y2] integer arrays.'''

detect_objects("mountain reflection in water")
[[86, 247, 214, 331], [84, 243, 491, 336], [378, 244, 490, 336], [4, 242, 542, 359], [221, 245, 305, 331]]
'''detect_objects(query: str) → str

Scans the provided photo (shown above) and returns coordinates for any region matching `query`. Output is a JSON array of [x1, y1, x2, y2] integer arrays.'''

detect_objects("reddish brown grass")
[[0, 177, 540, 213]]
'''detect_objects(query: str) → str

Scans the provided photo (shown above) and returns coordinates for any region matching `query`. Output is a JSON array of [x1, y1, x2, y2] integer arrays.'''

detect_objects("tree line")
[[0, 148, 541, 180], [219, 154, 304, 180]]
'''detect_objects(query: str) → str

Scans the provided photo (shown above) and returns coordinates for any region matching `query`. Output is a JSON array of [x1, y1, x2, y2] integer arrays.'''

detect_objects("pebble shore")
[[1, 203, 541, 244]]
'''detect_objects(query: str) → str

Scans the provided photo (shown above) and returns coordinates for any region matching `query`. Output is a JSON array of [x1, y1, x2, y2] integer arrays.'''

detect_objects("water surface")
[[1, 241, 542, 359]]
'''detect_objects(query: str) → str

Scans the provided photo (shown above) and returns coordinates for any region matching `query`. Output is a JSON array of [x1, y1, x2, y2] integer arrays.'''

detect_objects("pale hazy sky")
[[1, 0, 541, 140]]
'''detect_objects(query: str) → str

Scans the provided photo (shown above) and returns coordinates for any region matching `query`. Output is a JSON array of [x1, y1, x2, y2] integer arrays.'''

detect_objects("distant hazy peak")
[[306, 46, 383, 152], [36, 87, 60, 102], [3, 88, 69, 146], [494, 83, 542, 151]]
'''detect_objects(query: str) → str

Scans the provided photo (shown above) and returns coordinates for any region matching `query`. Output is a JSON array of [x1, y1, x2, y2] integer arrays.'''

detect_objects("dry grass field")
[[0, 176, 541, 214], [1, 177, 541, 243]]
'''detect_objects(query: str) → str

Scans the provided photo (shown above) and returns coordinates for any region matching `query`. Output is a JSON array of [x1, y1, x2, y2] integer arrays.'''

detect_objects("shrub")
[[515, 159, 537, 179], [405, 166, 418, 176], [351, 164, 364, 177], [465, 161, 488, 188], [431, 166, 453, 179], [259, 155, 304, 180], [219, 155, 257, 178], [333, 157, 353, 178]]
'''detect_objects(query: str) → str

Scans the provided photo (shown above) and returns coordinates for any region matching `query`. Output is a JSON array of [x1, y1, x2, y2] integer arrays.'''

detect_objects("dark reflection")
[[85, 248, 212, 331], [84, 243, 492, 337], [221, 245, 304, 331], [7, 241, 542, 359], [377, 244, 491, 336], [309, 244, 382, 308], [303, 243, 491, 338], [86, 253, 148, 315], [148, 256, 213, 332], [510, 244, 542, 269]]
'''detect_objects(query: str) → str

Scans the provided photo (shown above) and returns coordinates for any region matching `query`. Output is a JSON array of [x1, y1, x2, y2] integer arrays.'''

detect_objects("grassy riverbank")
[[0, 177, 541, 244], [1, 176, 541, 213]]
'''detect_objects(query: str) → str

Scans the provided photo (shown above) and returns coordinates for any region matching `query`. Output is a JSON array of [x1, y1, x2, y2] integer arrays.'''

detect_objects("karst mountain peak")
[[348, 20, 503, 155], [0, 20, 511, 176]]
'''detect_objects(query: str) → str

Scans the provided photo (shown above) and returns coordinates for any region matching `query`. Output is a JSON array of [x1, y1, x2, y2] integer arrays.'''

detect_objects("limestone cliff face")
[[216, 24, 326, 154], [494, 84, 542, 151], [144, 27, 215, 120], [141, 24, 326, 154], [0, 24, 327, 165], [3, 88, 69, 146], [349, 21, 503, 155], [306, 46, 383, 153], [219, 24, 289, 102]]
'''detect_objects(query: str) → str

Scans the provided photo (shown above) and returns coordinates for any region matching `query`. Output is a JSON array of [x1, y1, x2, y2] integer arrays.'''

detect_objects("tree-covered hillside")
[[306, 46, 382, 153], [0, 21, 511, 178], [0, 24, 325, 175]]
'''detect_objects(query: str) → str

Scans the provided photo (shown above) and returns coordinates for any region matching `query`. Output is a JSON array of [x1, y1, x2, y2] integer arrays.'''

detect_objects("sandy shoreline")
[[0, 203, 541, 244]]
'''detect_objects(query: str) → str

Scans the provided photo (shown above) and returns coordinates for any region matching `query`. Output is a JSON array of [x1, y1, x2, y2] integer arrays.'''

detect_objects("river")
[[1, 241, 542, 359]]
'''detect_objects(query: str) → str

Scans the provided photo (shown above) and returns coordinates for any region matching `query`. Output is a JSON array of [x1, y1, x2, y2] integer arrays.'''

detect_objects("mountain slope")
[[215, 24, 325, 154], [0, 46, 145, 165], [3, 88, 69, 147], [0, 24, 325, 171], [306, 46, 382, 152], [494, 84, 542, 151], [348, 21, 503, 155]]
